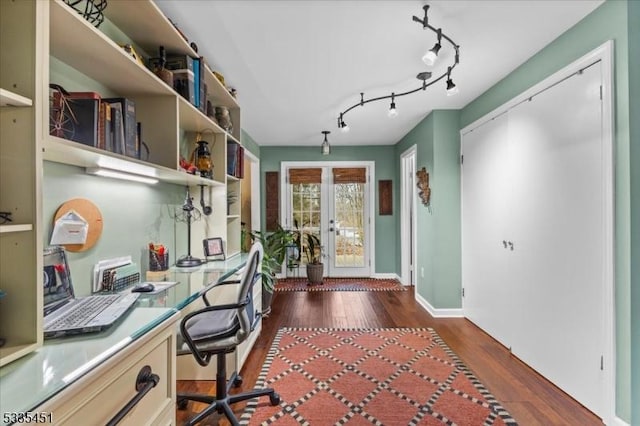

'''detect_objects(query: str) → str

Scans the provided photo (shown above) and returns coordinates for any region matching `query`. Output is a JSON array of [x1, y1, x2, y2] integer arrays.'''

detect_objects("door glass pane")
[[292, 183, 321, 266], [334, 183, 364, 267]]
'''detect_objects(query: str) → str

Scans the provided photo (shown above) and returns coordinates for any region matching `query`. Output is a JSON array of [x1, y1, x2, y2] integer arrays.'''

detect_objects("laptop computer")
[[43, 246, 139, 339]]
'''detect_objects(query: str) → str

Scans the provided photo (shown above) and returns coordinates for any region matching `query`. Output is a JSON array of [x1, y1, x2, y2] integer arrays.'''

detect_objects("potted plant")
[[304, 233, 324, 285], [250, 225, 294, 316]]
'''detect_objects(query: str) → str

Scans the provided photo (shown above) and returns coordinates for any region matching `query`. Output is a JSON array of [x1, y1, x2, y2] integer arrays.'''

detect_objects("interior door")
[[286, 165, 371, 278]]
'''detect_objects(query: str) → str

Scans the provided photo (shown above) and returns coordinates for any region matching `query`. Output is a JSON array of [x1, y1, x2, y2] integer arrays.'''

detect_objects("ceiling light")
[[321, 130, 331, 155], [338, 114, 350, 132], [446, 66, 459, 96], [422, 30, 442, 66], [336, 6, 460, 132], [388, 94, 398, 118], [86, 167, 159, 184]]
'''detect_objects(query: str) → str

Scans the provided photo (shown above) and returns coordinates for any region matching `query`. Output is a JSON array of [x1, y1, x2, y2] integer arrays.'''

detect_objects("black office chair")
[[176, 242, 280, 425]]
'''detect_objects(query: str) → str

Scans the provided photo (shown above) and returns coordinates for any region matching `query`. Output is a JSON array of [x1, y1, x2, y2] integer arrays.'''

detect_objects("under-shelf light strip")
[[86, 167, 159, 184]]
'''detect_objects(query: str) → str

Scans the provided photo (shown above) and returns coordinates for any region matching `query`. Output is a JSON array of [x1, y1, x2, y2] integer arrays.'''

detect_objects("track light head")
[[446, 78, 458, 96], [422, 42, 441, 66]]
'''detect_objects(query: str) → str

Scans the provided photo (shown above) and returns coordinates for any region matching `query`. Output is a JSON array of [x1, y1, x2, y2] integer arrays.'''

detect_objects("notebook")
[[43, 247, 140, 339]]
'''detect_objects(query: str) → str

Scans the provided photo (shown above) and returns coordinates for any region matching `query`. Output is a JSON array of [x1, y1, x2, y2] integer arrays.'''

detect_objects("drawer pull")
[[106, 365, 160, 426]]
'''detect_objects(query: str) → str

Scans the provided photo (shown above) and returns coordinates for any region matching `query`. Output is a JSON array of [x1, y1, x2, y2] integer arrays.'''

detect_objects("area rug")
[[274, 277, 407, 292], [240, 327, 517, 425]]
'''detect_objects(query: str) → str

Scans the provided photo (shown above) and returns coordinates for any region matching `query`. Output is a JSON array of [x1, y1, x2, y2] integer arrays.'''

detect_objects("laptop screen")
[[43, 246, 74, 316]]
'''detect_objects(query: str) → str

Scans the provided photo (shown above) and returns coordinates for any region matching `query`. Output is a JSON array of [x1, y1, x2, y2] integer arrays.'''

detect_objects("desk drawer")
[[39, 316, 178, 425]]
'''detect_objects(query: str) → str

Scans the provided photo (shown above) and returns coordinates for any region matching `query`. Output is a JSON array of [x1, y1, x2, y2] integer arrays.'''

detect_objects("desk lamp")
[[176, 187, 204, 267]]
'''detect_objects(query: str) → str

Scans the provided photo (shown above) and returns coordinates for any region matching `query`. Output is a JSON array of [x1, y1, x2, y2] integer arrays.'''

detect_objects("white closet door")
[[461, 113, 515, 347], [507, 63, 605, 414]]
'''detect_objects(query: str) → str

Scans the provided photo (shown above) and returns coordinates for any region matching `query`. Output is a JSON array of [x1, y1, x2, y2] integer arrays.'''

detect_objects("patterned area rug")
[[274, 277, 407, 292], [240, 328, 517, 425]]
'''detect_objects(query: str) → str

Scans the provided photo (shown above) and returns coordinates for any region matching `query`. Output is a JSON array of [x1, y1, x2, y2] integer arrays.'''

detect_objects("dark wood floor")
[[177, 288, 602, 425]]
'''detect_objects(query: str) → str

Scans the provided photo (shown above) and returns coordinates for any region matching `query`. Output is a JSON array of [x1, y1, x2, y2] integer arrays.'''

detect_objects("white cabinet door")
[[507, 62, 605, 415]]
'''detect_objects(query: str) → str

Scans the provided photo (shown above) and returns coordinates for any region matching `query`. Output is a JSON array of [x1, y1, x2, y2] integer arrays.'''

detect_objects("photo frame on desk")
[[203, 237, 225, 261]]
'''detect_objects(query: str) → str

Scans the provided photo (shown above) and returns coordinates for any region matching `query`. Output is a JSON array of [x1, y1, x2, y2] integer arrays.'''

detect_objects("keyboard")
[[47, 295, 122, 329]]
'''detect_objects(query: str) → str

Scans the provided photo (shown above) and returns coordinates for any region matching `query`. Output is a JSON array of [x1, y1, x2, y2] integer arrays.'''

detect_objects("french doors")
[[282, 162, 372, 277]]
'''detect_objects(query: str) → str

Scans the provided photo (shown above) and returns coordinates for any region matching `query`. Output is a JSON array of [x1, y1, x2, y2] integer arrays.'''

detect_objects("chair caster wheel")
[[269, 392, 281, 405], [234, 375, 243, 387], [177, 398, 189, 410]]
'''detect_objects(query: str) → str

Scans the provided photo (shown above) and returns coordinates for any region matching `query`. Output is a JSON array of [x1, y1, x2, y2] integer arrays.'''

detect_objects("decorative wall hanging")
[[335, 5, 460, 132], [378, 180, 393, 215], [416, 167, 431, 206]]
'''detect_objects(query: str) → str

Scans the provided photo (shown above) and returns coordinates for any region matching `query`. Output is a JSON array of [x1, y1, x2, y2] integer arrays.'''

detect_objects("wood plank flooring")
[[176, 287, 603, 425]]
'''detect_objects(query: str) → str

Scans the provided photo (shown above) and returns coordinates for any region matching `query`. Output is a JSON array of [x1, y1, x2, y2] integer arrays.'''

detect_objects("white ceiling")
[[155, 0, 603, 147]]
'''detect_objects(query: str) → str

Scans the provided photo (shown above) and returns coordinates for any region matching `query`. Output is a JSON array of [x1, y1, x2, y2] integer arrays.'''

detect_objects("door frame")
[[400, 145, 417, 286], [243, 149, 261, 234], [280, 161, 376, 277], [460, 41, 615, 423]]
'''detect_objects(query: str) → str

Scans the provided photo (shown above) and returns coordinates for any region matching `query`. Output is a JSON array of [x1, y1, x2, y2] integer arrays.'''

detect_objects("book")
[[173, 69, 195, 105], [193, 57, 200, 108], [103, 98, 137, 159], [164, 54, 194, 72], [108, 102, 125, 155], [227, 141, 238, 176], [198, 57, 206, 113], [97, 101, 112, 151]]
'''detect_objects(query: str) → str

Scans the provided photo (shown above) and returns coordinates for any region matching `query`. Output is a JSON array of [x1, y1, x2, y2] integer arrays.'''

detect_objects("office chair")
[[176, 242, 280, 426]]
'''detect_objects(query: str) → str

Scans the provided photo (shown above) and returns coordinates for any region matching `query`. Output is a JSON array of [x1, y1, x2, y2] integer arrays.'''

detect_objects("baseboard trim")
[[610, 416, 630, 426], [415, 293, 464, 318]]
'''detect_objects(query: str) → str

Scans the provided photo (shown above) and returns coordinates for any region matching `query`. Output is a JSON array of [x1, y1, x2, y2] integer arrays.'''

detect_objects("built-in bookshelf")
[[0, 0, 247, 367]]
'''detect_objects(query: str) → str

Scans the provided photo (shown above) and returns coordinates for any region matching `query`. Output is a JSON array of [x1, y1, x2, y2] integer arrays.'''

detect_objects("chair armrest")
[[200, 279, 241, 306]]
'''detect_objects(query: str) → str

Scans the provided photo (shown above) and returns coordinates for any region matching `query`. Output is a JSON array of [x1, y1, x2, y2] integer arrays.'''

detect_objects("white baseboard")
[[609, 416, 630, 426], [415, 292, 464, 318]]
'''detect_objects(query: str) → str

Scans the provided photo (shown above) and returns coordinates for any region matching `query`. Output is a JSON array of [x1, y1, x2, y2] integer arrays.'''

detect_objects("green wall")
[[42, 162, 186, 296], [394, 111, 462, 309], [241, 129, 260, 158], [460, 1, 631, 421], [259, 145, 397, 274], [628, 0, 640, 421]]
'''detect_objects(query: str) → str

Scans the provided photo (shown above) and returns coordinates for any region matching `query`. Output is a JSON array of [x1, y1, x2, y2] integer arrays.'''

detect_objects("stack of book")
[[165, 54, 207, 114], [226, 141, 244, 178], [50, 90, 139, 159]]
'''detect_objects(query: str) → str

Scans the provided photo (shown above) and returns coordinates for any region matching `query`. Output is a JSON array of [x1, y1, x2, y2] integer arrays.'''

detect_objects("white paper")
[[92, 256, 132, 292], [50, 210, 88, 245]]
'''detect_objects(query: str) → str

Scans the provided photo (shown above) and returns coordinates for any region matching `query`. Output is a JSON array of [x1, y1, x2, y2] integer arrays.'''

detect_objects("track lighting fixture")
[[321, 130, 331, 155], [335, 5, 460, 131]]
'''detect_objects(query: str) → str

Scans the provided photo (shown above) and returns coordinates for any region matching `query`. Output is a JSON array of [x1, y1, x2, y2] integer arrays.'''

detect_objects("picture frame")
[[203, 237, 225, 260]]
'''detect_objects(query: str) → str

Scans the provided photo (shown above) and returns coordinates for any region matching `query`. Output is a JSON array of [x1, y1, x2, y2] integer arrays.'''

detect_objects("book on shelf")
[[173, 68, 195, 106], [103, 98, 137, 159], [226, 141, 245, 179], [108, 102, 125, 155], [97, 101, 113, 152], [198, 57, 207, 114], [164, 54, 194, 73], [193, 57, 200, 108]]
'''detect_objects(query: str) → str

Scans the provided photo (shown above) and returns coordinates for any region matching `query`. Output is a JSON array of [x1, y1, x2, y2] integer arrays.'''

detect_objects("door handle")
[[329, 227, 334, 232], [508, 241, 514, 251], [502, 240, 507, 248]]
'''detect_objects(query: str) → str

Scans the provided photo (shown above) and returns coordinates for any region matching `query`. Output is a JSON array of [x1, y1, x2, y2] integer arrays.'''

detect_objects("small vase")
[[215, 106, 233, 133]]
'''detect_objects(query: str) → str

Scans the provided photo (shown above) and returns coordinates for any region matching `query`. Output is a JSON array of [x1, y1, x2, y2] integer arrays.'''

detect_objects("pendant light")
[[321, 130, 331, 155]]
